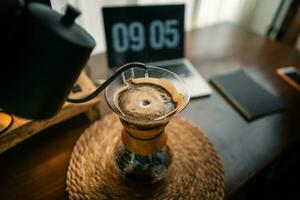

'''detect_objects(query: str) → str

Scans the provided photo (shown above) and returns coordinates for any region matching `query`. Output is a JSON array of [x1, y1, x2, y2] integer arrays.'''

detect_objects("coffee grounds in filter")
[[115, 81, 177, 121]]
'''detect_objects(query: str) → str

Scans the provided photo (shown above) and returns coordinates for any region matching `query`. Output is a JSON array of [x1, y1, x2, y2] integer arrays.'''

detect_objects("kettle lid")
[[27, 3, 95, 50]]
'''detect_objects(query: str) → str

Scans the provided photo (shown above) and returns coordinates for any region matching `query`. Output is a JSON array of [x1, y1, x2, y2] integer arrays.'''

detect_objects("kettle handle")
[[66, 62, 147, 103]]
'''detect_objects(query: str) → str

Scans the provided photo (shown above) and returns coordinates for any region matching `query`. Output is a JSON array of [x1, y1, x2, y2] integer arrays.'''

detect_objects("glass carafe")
[[105, 66, 190, 183]]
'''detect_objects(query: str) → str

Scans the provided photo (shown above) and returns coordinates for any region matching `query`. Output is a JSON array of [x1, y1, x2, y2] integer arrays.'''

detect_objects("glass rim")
[[105, 65, 190, 123]]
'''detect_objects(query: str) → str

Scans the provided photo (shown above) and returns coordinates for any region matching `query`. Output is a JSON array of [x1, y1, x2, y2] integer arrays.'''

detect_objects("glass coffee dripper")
[[105, 65, 190, 184]]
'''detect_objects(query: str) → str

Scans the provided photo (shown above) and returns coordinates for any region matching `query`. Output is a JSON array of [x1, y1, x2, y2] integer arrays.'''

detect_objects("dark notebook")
[[211, 70, 285, 121]]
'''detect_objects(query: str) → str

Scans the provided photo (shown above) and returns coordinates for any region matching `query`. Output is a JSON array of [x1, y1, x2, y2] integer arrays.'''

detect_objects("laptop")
[[102, 4, 212, 98]]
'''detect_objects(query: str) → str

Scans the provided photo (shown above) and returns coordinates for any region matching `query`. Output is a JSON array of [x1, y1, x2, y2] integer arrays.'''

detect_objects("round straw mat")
[[66, 114, 224, 200]]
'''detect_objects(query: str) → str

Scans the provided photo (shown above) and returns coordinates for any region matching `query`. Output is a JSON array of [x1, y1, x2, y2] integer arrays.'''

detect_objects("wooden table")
[[1, 23, 300, 199]]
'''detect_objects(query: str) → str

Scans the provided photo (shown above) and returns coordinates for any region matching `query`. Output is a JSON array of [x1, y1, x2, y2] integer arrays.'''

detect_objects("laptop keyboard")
[[110, 61, 194, 78], [155, 63, 193, 78]]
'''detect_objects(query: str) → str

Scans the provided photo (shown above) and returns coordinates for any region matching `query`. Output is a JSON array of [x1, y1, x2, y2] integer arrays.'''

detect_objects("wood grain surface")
[[1, 23, 300, 199]]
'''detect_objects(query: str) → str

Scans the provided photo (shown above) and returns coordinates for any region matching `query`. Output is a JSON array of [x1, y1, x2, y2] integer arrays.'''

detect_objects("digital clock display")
[[102, 5, 184, 68]]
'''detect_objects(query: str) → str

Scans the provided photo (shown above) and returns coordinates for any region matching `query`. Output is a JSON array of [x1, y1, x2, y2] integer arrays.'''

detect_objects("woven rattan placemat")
[[66, 114, 224, 200]]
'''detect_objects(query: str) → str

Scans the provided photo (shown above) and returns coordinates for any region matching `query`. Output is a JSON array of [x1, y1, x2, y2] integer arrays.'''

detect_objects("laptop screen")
[[102, 4, 185, 68]]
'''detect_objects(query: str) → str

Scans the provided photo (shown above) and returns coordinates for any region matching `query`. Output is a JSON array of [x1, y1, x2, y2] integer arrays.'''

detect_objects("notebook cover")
[[211, 70, 285, 121]]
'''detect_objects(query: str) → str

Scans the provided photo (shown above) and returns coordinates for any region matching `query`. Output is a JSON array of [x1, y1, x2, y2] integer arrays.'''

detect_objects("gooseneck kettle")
[[0, 2, 146, 119]]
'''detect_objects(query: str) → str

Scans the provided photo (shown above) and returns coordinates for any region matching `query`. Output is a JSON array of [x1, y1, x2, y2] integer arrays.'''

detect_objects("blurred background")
[[50, 0, 297, 54]]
